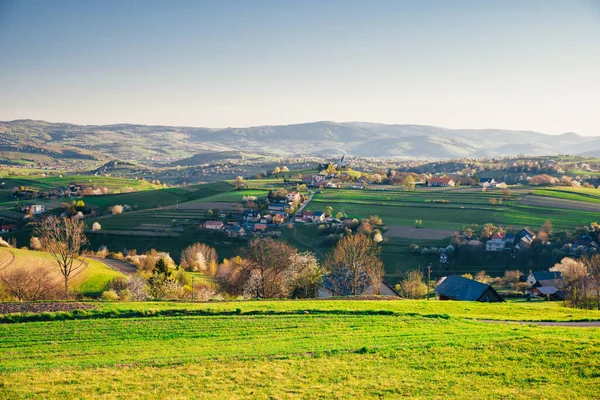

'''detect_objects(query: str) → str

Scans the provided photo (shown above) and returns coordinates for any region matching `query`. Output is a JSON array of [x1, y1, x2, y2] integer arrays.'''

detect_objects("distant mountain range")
[[0, 119, 598, 163]]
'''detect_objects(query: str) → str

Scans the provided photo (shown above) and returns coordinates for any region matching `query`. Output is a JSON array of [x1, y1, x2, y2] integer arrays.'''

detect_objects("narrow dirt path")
[[477, 319, 600, 328], [91, 257, 137, 276]]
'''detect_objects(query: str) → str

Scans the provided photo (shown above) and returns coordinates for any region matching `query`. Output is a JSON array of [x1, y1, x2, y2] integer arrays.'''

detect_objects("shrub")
[[110, 205, 124, 215], [119, 289, 132, 301], [101, 290, 120, 301], [127, 274, 148, 301], [105, 277, 128, 292], [30, 236, 43, 250]]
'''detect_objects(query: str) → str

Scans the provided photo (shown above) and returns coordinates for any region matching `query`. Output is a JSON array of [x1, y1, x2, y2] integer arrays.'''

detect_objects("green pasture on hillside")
[[83, 181, 235, 210], [0, 175, 159, 192], [0, 300, 599, 398]]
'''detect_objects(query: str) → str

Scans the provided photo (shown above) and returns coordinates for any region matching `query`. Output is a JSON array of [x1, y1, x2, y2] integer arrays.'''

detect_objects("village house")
[[226, 226, 246, 238], [253, 223, 267, 232], [286, 191, 301, 203], [514, 227, 536, 250], [525, 271, 565, 300], [427, 177, 455, 187], [21, 204, 45, 214], [0, 224, 17, 233], [244, 211, 261, 223], [576, 236, 600, 253], [486, 232, 512, 252], [204, 221, 224, 230], [295, 212, 306, 223], [260, 214, 272, 224], [479, 178, 497, 188], [525, 271, 562, 287], [268, 201, 289, 212], [435, 275, 504, 302], [311, 211, 325, 223], [301, 211, 313, 222], [272, 213, 285, 224]]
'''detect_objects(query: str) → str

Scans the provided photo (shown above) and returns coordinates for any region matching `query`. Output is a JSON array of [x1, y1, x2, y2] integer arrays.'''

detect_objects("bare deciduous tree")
[[35, 216, 88, 298], [324, 234, 384, 296], [0, 268, 59, 301], [242, 238, 297, 298]]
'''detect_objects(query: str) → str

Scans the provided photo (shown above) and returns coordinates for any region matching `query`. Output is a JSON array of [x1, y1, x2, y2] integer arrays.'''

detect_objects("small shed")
[[435, 275, 504, 302]]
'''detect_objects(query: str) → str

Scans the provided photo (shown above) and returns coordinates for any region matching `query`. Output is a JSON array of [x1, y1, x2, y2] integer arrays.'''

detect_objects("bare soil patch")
[[520, 195, 600, 212], [385, 225, 456, 239], [0, 302, 97, 315]]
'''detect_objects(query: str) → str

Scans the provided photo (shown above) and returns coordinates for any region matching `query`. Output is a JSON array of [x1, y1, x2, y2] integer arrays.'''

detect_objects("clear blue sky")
[[1, 0, 599, 135]]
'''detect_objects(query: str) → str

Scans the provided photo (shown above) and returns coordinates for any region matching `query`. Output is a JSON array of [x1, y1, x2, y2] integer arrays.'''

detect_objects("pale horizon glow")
[[1, 0, 599, 135]]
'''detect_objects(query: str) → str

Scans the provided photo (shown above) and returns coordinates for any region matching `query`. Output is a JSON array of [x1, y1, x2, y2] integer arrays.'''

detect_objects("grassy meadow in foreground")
[[0, 300, 599, 399]]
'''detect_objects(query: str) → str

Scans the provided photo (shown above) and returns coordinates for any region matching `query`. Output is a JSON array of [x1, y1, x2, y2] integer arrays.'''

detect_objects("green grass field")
[[309, 187, 600, 231], [83, 181, 235, 211], [0, 300, 599, 398], [0, 175, 159, 192]]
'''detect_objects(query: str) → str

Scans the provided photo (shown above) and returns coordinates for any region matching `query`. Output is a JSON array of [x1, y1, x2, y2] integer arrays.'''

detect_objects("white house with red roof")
[[427, 177, 455, 187], [486, 231, 510, 251]]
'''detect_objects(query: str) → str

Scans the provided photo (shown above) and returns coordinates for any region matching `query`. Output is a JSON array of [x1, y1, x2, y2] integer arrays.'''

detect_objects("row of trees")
[[100, 233, 385, 301]]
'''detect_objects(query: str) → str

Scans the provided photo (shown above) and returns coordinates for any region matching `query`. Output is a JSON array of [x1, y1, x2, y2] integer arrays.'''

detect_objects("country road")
[[91, 257, 137, 276], [290, 190, 314, 221]]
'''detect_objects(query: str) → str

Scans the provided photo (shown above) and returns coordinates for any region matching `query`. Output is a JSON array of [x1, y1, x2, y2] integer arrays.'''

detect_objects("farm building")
[[525, 271, 562, 286], [427, 177, 455, 187], [435, 275, 504, 302], [530, 286, 564, 301], [204, 221, 224, 230]]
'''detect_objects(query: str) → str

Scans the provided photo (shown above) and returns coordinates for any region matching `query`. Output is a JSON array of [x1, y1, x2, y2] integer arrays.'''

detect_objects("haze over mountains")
[[1, 119, 598, 164]]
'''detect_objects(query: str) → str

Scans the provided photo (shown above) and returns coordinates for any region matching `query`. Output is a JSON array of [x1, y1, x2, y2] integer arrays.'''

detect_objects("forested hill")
[[1, 119, 598, 161]]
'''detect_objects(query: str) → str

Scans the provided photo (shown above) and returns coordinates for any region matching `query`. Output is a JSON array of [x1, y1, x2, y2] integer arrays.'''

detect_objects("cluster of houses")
[[200, 191, 310, 237], [482, 229, 534, 252], [523, 270, 564, 300], [433, 269, 565, 303], [426, 176, 508, 188], [480, 227, 600, 256]]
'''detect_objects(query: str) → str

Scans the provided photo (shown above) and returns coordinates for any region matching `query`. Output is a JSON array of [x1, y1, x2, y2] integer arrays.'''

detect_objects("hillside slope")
[[1, 119, 598, 161]]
